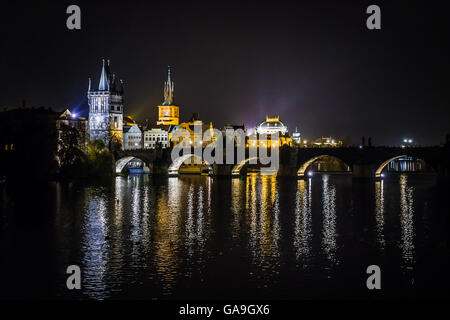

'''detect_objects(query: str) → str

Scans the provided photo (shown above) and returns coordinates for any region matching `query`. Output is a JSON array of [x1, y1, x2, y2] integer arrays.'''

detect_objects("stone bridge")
[[114, 146, 450, 179]]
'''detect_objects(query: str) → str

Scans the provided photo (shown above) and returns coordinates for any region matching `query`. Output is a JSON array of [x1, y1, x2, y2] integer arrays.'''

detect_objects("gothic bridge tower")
[[88, 59, 124, 149]]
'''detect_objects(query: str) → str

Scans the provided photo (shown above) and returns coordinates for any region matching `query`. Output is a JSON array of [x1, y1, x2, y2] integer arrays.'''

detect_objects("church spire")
[[163, 66, 174, 105], [98, 59, 109, 91]]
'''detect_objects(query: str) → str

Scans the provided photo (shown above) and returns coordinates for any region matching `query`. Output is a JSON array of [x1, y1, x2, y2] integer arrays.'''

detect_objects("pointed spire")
[[110, 73, 117, 91], [119, 79, 124, 94], [163, 66, 174, 105], [88, 77, 91, 92], [98, 59, 109, 91]]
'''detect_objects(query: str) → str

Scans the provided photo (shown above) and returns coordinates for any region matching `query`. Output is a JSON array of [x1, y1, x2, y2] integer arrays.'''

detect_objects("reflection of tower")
[[157, 66, 179, 125], [88, 59, 124, 149]]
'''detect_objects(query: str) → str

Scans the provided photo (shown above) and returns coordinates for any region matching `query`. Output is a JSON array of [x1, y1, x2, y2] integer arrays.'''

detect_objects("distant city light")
[[403, 138, 413, 144], [71, 113, 77, 118], [381, 173, 385, 178], [307, 170, 313, 177]]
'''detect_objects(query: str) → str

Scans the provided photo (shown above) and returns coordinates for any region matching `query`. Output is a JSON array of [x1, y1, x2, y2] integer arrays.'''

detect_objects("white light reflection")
[[81, 189, 109, 299], [399, 175, 415, 269], [321, 175, 337, 265]]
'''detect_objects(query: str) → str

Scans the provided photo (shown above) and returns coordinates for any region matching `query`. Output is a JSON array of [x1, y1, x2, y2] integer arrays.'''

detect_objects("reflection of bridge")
[[114, 146, 450, 178]]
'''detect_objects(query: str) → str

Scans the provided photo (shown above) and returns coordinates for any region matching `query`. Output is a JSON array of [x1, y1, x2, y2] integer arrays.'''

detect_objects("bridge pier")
[[150, 161, 169, 176], [278, 148, 299, 177], [352, 164, 376, 179], [212, 164, 234, 176]]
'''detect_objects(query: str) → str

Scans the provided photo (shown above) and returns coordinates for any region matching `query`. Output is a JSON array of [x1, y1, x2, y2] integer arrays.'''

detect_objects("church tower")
[[88, 59, 124, 149], [157, 66, 179, 125]]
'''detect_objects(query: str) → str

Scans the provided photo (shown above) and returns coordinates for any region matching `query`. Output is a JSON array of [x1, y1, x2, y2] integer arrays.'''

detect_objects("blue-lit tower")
[[87, 59, 124, 149]]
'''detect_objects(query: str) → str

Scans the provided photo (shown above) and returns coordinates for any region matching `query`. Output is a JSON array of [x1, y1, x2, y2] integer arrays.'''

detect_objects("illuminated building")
[[157, 66, 179, 125], [312, 137, 342, 148], [256, 116, 288, 135], [88, 59, 124, 149], [249, 116, 293, 147], [144, 126, 169, 149], [292, 127, 301, 146], [56, 109, 89, 152], [170, 113, 215, 147], [123, 124, 143, 150]]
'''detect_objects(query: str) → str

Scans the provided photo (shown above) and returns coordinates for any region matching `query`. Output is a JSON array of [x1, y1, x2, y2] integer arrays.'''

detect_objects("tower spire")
[[98, 59, 109, 91], [163, 66, 174, 105], [88, 77, 91, 92]]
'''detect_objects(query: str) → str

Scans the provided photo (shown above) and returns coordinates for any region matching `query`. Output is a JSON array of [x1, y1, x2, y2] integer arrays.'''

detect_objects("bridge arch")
[[297, 155, 350, 177], [168, 154, 212, 176], [374, 155, 407, 178], [115, 156, 145, 174], [232, 157, 259, 176], [373, 154, 437, 178], [231, 157, 278, 176]]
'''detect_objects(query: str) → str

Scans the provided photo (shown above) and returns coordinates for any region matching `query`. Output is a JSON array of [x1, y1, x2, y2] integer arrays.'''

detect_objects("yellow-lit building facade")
[[157, 105, 179, 125], [169, 113, 215, 148], [247, 116, 293, 147]]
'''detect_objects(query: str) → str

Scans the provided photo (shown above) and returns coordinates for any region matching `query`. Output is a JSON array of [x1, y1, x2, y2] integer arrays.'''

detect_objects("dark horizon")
[[1, 0, 449, 145]]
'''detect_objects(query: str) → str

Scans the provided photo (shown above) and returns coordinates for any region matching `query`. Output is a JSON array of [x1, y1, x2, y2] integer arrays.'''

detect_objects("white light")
[[381, 173, 385, 178], [71, 113, 77, 118], [408, 139, 412, 143], [307, 170, 313, 177], [403, 139, 408, 143]]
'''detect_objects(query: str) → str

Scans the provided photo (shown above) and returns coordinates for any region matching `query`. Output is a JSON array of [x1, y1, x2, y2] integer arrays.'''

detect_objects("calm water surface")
[[0, 174, 448, 299]]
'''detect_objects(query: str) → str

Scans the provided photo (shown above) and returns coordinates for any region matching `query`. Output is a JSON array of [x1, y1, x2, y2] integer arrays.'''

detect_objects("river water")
[[0, 174, 448, 299]]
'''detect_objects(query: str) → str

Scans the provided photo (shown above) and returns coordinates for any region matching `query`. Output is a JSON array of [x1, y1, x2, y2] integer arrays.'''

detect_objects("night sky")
[[1, 0, 449, 145]]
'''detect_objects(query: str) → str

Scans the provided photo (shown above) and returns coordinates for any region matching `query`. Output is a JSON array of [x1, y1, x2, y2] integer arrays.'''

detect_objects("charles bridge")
[[114, 145, 450, 179]]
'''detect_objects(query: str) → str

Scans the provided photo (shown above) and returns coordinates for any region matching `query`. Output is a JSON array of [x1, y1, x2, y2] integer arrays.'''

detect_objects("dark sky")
[[1, 0, 449, 145]]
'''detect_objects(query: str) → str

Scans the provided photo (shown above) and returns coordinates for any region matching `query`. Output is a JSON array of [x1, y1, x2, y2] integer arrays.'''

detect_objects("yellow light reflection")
[[294, 179, 313, 264]]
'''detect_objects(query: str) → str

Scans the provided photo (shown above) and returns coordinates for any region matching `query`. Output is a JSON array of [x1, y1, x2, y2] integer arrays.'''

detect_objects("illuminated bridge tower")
[[157, 66, 179, 125], [88, 59, 124, 149]]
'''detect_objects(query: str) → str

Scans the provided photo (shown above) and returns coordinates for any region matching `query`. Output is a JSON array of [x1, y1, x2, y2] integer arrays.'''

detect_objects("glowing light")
[[307, 170, 313, 177], [408, 139, 412, 143], [381, 173, 385, 178], [71, 113, 77, 118]]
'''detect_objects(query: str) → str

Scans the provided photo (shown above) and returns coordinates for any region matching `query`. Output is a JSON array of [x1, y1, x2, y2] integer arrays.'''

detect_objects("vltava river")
[[0, 174, 448, 299]]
